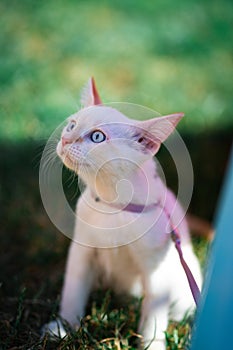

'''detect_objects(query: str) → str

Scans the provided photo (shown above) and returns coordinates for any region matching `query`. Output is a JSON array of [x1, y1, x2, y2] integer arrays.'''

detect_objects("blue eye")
[[90, 130, 106, 143]]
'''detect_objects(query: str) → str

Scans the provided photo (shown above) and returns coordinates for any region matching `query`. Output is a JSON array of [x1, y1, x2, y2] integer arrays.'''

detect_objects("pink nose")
[[62, 137, 71, 147]]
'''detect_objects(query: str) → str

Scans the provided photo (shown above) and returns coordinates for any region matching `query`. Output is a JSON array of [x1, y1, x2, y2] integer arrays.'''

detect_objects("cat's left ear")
[[134, 113, 184, 154], [81, 77, 102, 107]]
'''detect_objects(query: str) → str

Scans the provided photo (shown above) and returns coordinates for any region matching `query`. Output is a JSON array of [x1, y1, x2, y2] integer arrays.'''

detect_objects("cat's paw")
[[41, 319, 67, 339], [143, 340, 166, 350]]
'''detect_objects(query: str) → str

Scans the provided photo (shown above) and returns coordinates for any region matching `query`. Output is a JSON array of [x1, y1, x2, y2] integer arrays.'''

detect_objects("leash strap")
[[171, 230, 201, 306], [162, 205, 201, 306]]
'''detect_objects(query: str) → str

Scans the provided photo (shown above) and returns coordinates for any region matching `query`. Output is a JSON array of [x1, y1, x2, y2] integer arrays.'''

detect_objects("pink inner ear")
[[138, 135, 160, 154], [133, 129, 160, 154], [91, 77, 102, 105]]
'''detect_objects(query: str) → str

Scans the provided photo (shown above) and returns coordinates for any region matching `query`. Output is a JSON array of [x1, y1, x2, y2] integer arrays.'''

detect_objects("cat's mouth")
[[61, 153, 91, 172], [59, 152, 77, 170], [63, 153, 73, 164]]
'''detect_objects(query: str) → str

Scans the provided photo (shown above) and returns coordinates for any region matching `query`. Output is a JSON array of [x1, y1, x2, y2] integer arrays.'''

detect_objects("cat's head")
[[57, 78, 184, 186]]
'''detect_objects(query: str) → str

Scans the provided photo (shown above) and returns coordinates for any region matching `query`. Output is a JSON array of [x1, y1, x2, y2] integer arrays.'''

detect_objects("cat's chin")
[[58, 153, 79, 173], [64, 161, 78, 172]]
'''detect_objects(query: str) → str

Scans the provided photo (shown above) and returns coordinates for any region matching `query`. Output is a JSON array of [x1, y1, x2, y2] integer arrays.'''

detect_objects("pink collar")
[[94, 195, 158, 213]]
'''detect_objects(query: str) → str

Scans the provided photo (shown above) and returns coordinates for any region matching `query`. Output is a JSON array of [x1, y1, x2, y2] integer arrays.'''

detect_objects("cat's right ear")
[[133, 113, 184, 155], [81, 77, 102, 107]]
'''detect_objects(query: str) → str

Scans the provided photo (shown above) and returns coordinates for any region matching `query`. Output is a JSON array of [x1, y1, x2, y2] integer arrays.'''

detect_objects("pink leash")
[[161, 204, 201, 306], [170, 227, 201, 306], [93, 194, 201, 306]]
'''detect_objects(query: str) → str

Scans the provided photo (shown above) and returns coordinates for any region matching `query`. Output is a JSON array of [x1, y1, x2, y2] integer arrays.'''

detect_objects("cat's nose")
[[62, 137, 72, 147]]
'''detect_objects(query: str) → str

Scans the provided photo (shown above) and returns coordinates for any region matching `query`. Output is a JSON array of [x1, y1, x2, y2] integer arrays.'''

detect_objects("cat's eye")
[[90, 130, 106, 143], [66, 120, 76, 132]]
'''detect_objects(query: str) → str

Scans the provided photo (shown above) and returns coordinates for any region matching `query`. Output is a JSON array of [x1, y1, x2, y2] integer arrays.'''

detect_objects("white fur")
[[44, 79, 202, 350]]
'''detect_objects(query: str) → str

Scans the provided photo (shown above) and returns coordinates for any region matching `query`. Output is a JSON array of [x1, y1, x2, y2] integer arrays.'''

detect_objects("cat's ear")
[[134, 113, 184, 154], [81, 77, 102, 107]]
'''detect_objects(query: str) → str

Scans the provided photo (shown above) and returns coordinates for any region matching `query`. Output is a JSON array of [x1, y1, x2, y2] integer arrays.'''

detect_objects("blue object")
[[191, 146, 233, 350]]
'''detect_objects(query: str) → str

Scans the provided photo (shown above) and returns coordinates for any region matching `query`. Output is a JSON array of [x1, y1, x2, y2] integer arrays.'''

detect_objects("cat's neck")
[[85, 159, 165, 206]]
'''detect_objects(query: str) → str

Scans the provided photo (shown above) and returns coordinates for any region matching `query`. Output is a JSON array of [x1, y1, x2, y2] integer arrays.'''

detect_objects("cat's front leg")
[[138, 268, 170, 350], [43, 242, 94, 337], [60, 242, 94, 326], [139, 295, 169, 350]]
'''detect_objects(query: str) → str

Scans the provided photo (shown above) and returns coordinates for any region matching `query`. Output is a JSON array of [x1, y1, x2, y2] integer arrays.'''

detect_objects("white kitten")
[[43, 78, 202, 350]]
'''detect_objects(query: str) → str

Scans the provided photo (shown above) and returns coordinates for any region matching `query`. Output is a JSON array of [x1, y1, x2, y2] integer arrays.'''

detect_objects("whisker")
[[39, 140, 61, 180]]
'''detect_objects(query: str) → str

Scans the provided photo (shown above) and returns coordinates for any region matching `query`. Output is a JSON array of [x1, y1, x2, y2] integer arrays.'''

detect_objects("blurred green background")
[[0, 0, 232, 140]]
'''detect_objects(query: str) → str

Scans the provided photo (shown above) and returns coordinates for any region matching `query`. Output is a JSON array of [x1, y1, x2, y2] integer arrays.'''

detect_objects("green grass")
[[1, 287, 197, 350]]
